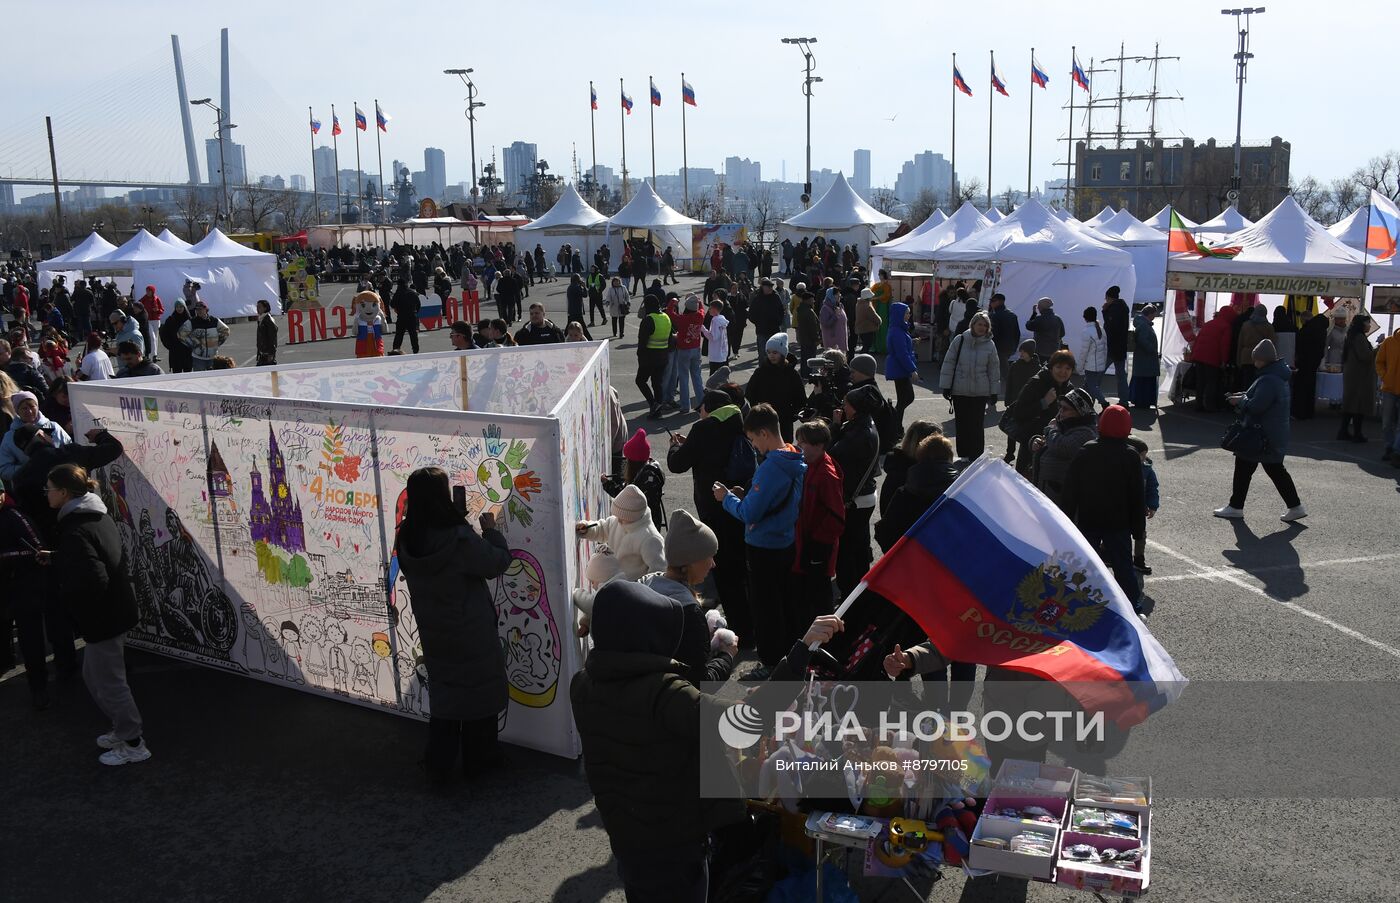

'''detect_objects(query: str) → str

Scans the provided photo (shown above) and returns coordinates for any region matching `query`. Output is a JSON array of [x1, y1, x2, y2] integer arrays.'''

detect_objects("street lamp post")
[[1221, 7, 1265, 206], [445, 69, 486, 208], [190, 98, 234, 226], [781, 37, 820, 207]]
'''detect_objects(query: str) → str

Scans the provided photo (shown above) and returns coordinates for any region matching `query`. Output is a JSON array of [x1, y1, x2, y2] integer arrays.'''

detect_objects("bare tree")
[[869, 187, 900, 216], [682, 189, 726, 223], [1330, 177, 1363, 218], [230, 186, 283, 232], [271, 191, 316, 234], [956, 177, 984, 206], [907, 188, 940, 226], [1289, 176, 1335, 224], [173, 189, 215, 237], [1000, 186, 1018, 213], [744, 185, 781, 243], [1351, 150, 1400, 202]]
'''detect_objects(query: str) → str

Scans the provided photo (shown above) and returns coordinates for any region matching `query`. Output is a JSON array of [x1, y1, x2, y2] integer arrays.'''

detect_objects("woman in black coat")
[[394, 467, 514, 784], [1005, 350, 1076, 476], [1292, 313, 1329, 420], [159, 299, 193, 373], [47, 462, 148, 765]]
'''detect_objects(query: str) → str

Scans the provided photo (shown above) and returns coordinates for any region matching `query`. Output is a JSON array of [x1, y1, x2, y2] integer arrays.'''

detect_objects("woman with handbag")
[[939, 311, 1001, 460], [1214, 339, 1307, 522]]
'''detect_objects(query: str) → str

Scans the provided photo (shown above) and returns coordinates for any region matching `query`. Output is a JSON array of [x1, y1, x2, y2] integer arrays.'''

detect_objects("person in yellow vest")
[[871, 269, 894, 354], [636, 295, 673, 419]]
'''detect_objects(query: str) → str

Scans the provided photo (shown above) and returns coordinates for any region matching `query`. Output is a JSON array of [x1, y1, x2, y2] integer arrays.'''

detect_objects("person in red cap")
[[1059, 404, 1145, 613], [137, 286, 164, 362], [603, 428, 667, 529]]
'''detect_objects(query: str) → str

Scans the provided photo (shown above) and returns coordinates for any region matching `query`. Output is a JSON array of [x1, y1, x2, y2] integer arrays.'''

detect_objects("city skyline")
[[2, 1, 1393, 209]]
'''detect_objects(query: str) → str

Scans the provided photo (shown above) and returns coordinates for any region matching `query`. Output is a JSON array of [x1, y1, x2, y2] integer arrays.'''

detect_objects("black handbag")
[[1220, 416, 1270, 459]]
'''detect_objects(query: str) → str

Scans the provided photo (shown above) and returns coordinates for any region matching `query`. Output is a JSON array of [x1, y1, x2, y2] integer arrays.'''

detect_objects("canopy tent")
[[1144, 205, 1196, 232], [869, 201, 992, 276], [1193, 204, 1254, 237], [516, 185, 621, 272], [183, 228, 282, 316], [607, 182, 703, 268], [1050, 206, 1084, 227], [83, 229, 206, 315], [306, 217, 515, 250], [931, 197, 1136, 321], [874, 208, 948, 261], [1328, 192, 1400, 271], [1083, 206, 1118, 229], [156, 228, 193, 250], [778, 173, 898, 258], [984, 207, 1005, 223], [35, 231, 120, 289], [1095, 209, 1168, 302]]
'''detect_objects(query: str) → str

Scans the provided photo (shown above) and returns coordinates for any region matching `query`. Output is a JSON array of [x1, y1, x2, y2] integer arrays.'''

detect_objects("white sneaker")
[[96, 732, 122, 750], [99, 740, 152, 766], [1280, 505, 1308, 522], [1212, 505, 1245, 519]]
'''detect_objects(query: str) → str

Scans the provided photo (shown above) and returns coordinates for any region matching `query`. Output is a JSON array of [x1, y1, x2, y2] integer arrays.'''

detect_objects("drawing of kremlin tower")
[[249, 425, 306, 554], [205, 442, 243, 530]]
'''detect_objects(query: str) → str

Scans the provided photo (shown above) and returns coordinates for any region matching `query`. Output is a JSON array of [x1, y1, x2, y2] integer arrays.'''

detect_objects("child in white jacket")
[[702, 299, 730, 374], [575, 484, 665, 579]]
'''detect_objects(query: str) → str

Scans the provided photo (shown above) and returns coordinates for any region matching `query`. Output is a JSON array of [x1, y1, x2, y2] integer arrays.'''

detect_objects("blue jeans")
[[1106, 357, 1128, 401], [673, 346, 702, 410], [1083, 370, 1109, 406], [660, 352, 678, 404], [1381, 391, 1400, 452]]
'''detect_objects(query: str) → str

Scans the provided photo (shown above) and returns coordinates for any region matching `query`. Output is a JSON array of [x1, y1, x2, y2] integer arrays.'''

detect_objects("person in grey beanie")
[[637, 509, 737, 684]]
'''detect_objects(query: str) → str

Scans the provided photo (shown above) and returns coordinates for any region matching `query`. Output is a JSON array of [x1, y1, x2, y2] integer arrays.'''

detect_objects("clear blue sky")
[[2, 0, 1391, 197]]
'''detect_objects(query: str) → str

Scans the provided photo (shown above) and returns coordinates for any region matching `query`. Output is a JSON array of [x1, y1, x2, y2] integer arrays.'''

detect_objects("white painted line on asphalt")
[[1147, 539, 1400, 661], [1146, 552, 1400, 583]]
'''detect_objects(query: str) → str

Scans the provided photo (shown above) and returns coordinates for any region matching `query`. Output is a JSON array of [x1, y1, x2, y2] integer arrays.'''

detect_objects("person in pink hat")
[[602, 428, 667, 528]]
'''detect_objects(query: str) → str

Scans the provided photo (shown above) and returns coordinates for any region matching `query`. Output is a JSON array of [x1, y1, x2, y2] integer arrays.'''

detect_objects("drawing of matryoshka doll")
[[494, 550, 560, 708]]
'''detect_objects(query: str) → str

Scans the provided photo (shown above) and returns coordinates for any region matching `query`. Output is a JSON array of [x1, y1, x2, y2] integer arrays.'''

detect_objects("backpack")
[[724, 434, 757, 487], [872, 395, 902, 452]]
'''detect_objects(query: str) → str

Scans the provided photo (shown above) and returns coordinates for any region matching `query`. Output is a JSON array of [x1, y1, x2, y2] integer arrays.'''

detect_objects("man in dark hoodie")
[[829, 384, 882, 597], [987, 293, 1021, 407], [570, 581, 844, 903], [390, 278, 421, 353], [744, 334, 807, 443], [1102, 285, 1130, 402], [1059, 404, 1145, 612]]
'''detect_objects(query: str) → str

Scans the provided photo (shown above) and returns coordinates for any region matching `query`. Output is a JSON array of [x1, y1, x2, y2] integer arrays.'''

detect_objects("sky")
[[3, 0, 1394, 202]]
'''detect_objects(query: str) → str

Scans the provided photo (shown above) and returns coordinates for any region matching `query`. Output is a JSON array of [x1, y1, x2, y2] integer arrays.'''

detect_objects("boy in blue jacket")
[[1126, 436, 1159, 575], [713, 403, 806, 675]]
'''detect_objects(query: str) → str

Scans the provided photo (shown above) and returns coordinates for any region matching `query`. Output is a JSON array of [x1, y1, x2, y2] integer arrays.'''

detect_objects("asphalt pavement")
[[5, 273, 1399, 902]]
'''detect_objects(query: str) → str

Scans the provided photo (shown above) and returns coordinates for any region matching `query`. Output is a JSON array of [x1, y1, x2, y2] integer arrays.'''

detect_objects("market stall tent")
[[778, 173, 898, 258], [607, 182, 703, 268], [84, 229, 204, 312], [871, 208, 949, 265], [157, 228, 193, 250], [869, 201, 992, 275], [1096, 209, 1168, 302], [1144, 205, 1196, 232], [516, 185, 621, 273], [984, 207, 1005, 223], [35, 231, 119, 289], [1328, 192, 1400, 269], [1083, 206, 1118, 229], [931, 197, 1136, 321], [185, 228, 282, 317], [1193, 204, 1253, 237]]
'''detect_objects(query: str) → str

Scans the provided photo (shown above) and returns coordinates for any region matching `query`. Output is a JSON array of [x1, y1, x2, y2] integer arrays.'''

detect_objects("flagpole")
[[353, 101, 363, 217], [950, 53, 957, 205], [1027, 48, 1034, 200], [681, 73, 690, 210], [620, 78, 629, 203], [1067, 47, 1076, 215], [308, 106, 321, 226], [648, 76, 656, 187], [374, 99, 384, 224], [589, 81, 598, 204], [331, 104, 342, 227], [987, 51, 995, 211]]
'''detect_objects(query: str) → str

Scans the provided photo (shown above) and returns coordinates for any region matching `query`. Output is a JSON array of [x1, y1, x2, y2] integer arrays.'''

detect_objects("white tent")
[[184, 229, 282, 317], [984, 207, 1005, 223], [35, 231, 120, 289], [1328, 193, 1400, 271], [156, 228, 193, 250], [932, 197, 1136, 321], [516, 185, 620, 273], [607, 182, 703, 268], [1168, 196, 1367, 283], [778, 173, 898, 258], [1083, 206, 1118, 229], [1143, 205, 1196, 232], [1194, 204, 1254, 236], [85, 229, 205, 314], [1096, 209, 1168, 302], [870, 201, 992, 275], [873, 208, 948, 262]]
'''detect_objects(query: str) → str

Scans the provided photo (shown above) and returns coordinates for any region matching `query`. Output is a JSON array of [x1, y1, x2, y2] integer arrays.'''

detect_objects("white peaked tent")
[[156, 228, 193, 250], [875, 207, 949, 258], [85, 229, 204, 312], [984, 207, 1005, 223], [779, 173, 898, 257], [932, 197, 1136, 320], [1083, 206, 1118, 229], [185, 229, 281, 317], [1328, 194, 1400, 272], [1194, 204, 1253, 236], [870, 201, 992, 275], [517, 185, 621, 272], [608, 182, 703, 267], [36, 231, 119, 288], [1168, 196, 1367, 283], [1095, 209, 1168, 302], [1143, 205, 1196, 232]]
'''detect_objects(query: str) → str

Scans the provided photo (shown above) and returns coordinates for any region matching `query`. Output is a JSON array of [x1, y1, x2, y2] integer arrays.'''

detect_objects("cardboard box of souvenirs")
[[1056, 775, 1152, 896], [967, 760, 1078, 880]]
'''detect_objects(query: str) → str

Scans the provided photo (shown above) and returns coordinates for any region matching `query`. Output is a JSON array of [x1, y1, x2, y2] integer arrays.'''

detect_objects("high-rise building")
[[724, 156, 761, 195], [289, 174, 307, 192], [205, 139, 247, 187], [502, 141, 539, 198], [894, 151, 954, 205], [852, 150, 872, 197], [0, 182, 13, 212], [423, 147, 447, 201], [313, 146, 337, 193]]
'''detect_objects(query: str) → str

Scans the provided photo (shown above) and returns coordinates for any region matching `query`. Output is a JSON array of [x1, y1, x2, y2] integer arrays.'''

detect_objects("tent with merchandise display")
[[184, 228, 282, 317], [778, 173, 899, 259], [35, 231, 119, 289], [606, 182, 703, 271], [67, 341, 613, 759], [930, 197, 1136, 321], [516, 185, 621, 273], [869, 201, 991, 277]]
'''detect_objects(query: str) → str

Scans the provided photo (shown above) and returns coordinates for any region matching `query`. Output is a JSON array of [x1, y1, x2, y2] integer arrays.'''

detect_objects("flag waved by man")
[[860, 457, 1187, 724]]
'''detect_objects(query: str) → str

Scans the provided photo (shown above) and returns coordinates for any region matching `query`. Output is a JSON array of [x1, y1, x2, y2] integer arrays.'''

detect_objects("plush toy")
[[705, 608, 738, 654], [353, 290, 385, 358], [932, 797, 979, 865]]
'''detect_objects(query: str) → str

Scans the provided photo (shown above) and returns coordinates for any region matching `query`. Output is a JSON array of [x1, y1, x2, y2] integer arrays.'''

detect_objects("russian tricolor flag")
[[591, 85, 598, 110], [332, 114, 342, 136], [953, 65, 973, 96], [1367, 189, 1400, 261], [354, 105, 368, 131], [310, 115, 321, 135], [650, 78, 661, 106], [375, 102, 390, 132], [1031, 55, 1049, 89], [622, 90, 633, 113], [682, 79, 696, 106], [861, 457, 1186, 725], [991, 60, 1010, 97], [1072, 54, 1090, 92]]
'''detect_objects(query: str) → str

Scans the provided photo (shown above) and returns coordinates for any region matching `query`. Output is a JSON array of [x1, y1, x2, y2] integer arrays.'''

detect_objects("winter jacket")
[[1341, 331, 1377, 415], [13, 429, 123, 539], [139, 291, 164, 322], [1324, 325, 1348, 368], [855, 296, 882, 334], [875, 458, 960, 552], [1142, 459, 1160, 511], [750, 290, 785, 340], [795, 301, 821, 349], [391, 285, 420, 318], [794, 451, 845, 578], [819, 296, 848, 352], [722, 445, 805, 549], [583, 514, 666, 579], [884, 302, 919, 381], [1377, 331, 1400, 395], [1236, 312, 1278, 367], [1005, 354, 1041, 405], [53, 493, 139, 643], [702, 314, 729, 363], [1007, 367, 1072, 440], [829, 414, 880, 502], [745, 359, 806, 440], [989, 306, 1021, 357], [667, 404, 747, 519], [112, 317, 144, 356], [940, 330, 1002, 398], [879, 450, 915, 517], [178, 314, 230, 361], [116, 359, 163, 379], [1035, 414, 1098, 505], [634, 573, 735, 684], [514, 318, 564, 345], [1232, 359, 1292, 463], [1103, 297, 1130, 360], [1190, 308, 1237, 368], [1059, 437, 1145, 537], [160, 303, 193, 371], [0, 414, 73, 483], [602, 459, 667, 530], [4, 360, 48, 399], [1077, 323, 1109, 373], [1026, 308, 1066, 359], [256, 313, 278, 363], [604, 284, 630, 317], [396, 522, 513, 720]]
